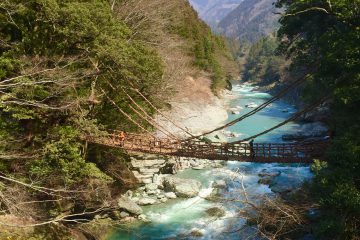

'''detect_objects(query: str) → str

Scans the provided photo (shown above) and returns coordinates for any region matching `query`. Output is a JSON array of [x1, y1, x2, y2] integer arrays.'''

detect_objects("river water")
[[110, 83, 315, 240]]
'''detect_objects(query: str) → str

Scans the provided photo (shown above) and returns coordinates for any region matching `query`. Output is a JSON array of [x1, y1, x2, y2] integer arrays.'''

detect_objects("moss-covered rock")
[[258, 176, 273, 185], [206, 207, 226, 218], [205, 188, 222, 202], [190, 229, 205, 237]]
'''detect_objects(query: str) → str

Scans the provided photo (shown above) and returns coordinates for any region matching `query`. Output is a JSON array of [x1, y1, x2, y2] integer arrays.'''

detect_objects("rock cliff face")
[[129, 153, 223, 184], [130, 154, 176, 184], [155, 77, 230, 138], [119, 154, 225, 212]]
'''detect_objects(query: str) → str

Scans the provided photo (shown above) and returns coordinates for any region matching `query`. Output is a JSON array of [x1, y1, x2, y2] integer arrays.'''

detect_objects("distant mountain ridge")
[[218, 0, 280, 42], [189, 0, 243, 28]]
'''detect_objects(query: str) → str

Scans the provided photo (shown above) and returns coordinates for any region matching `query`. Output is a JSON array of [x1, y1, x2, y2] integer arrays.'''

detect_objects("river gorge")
[[109, 83, 327, 239]]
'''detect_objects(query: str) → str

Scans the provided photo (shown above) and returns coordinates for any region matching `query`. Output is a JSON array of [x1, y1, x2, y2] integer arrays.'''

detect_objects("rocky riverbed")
[[113, 156, 225, 222], [110, 161, 313, 239], [108, 83, 325, 239]]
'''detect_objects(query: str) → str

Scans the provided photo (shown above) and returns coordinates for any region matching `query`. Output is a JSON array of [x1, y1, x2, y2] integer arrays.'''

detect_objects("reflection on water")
[[110, 84, 313, 240]]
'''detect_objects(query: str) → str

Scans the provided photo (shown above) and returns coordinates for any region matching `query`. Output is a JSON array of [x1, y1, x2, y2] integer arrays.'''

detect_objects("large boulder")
[[152, 174, 162, 186], [163, 176, 202, 198], [164, 192, 177, 199], [137, 197, 157, 206], [192, 165, 205, 170], [130, 158, 166, 168], [270, 184, 292, 194], [213, 180, 227, 188], [138, 214, 151, 222], [206, 207, 226, 218], [205, 188, 221, 202], [119, 211, 130, 218], [189, 159, 198, 167], [145, 183, 158, 191], [159, 162, 177, 174], [258, 177, 273, 185], [117, 196, 143, 215], [258, 169, 281, 178], [211, 162, 223, 168], [190, 228, 205, 237]]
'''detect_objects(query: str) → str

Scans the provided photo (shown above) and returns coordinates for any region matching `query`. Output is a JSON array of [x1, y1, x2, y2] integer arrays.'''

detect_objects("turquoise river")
[[109, 83, 321, 239]]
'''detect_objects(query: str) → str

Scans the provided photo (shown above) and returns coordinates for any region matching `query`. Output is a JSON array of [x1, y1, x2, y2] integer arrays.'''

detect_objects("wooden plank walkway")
[[86, 133, 328, 163]]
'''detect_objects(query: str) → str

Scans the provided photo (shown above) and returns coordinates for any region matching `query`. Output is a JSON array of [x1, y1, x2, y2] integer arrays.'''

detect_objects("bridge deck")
[[86, 133, 328, 163]]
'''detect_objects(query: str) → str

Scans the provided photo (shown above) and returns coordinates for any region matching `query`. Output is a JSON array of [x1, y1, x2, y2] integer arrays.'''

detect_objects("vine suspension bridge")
[[87, 132, 329, 163], [88, 77, 330, 163]]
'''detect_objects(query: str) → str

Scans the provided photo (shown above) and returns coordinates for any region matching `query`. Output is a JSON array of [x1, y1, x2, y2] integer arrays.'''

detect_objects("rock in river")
[[213, 180, 227, 188], [258, 177, 273, 185], [117, 196, 143, 215], [270, 184, 293, 195], [163, 176, 202, 198], [120, 211, 130, 218], [245, 102, 259, 108], [138, 214, 151, 223], [190, 228, 205, 237], [164, 192, 177, 199], [206, 207, 226, 218], [258, 169, 281, 178], [145, 183, 158, 191], [137, 197, 157, 206], [192, 165, 205, 170]]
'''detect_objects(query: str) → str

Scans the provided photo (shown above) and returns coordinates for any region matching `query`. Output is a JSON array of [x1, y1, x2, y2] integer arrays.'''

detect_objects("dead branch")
[[0, 175, 88, 196], [283, 7, 329, 16], [100, 88, 156, 138], [0, 207, 109, 228]]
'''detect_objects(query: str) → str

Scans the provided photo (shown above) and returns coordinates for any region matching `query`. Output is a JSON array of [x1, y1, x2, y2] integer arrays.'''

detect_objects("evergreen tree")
[[276, 0, 360, 238]]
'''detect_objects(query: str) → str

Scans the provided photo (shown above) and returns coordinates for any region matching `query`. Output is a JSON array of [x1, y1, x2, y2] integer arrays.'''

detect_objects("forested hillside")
[[229, 0, 359, 238], [219, 0, 279, 43], [273, 0, 360, 238], [0, 0, 235, 238], [242, 36, 286, 85]]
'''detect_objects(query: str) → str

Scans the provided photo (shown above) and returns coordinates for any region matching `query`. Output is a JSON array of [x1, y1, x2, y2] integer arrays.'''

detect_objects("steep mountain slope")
[[119, 0, 239, 136], [219, 0, 280, 42], [189, 0, 243, 28]]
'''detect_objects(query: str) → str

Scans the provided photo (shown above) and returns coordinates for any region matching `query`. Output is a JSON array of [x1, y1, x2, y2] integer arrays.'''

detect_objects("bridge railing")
[[88, 131, 329, 162], [176, 140, 328, 161]]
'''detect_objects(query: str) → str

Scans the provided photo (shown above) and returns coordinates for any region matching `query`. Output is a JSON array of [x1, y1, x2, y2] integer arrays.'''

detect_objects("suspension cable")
[[187, 74, 311, 140], [100, 89, 157, 138], [121, 88, 180, 140], [106, 80, 180, 140], [230, 96, 330, 144], [129, 87, 195, 138]]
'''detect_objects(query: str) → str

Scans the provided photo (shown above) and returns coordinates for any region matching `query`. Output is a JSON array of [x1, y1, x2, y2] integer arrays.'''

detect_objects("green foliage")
[[169, 3, 232, 93], [29, 126, 111, 185], [0, 57, 18, 78], [0, 0, 163, 191], [243, 36, 286, 85], [0, 0, 164, 133], [310, 159, 328, 175], [276, 0, 360, 238], [0, 0, 235, 235]]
